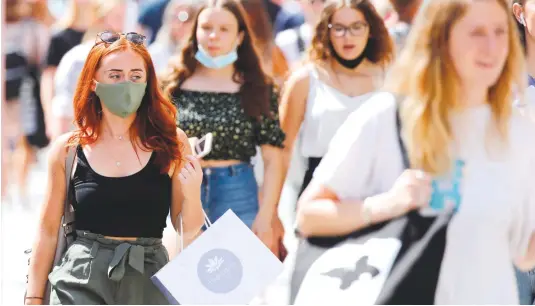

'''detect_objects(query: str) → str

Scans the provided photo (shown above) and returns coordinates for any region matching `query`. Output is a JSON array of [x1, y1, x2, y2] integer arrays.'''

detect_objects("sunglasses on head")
[[95, 31, 146, 45]]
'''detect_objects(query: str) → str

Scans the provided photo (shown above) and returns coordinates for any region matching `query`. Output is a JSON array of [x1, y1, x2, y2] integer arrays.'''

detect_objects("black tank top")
[[72, 145, 172, 238]]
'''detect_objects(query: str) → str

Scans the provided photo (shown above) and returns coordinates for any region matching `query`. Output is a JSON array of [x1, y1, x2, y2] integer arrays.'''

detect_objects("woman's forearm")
[[180, 198, 205, 238], [40, 68, 56, 123], [296, 191, 397, 237], [259, 157, 285, 218], [26, 230, 59, 298], [280, 146, 294, 183]]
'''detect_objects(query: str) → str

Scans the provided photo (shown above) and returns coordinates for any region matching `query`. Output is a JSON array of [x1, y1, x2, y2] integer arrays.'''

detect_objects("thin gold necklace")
[[104, 127, 129, 167]]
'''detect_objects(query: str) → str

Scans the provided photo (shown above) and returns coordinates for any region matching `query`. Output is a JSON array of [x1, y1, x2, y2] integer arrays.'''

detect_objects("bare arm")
[[170, 129, 205, 242], [25, 134, 72, 304], [296, 181, 399, 237], [40, 67, 57, 130], [258, 145, 285, 218], [297, 167, 431, 237], [278, 68, 310, 182], [516, 233, 535, 271]]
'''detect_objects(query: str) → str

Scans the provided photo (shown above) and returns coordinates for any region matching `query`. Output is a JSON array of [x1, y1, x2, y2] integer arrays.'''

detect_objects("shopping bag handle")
[[176, 210, 212, 254]]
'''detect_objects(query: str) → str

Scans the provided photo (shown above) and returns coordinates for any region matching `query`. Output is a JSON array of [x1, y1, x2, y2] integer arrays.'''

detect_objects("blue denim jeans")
[[201, 163, 259, 228], [516, 266, 535, 304]]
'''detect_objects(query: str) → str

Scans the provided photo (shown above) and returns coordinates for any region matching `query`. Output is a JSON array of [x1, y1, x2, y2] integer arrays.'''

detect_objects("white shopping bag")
[[151, 209, 284, 305]]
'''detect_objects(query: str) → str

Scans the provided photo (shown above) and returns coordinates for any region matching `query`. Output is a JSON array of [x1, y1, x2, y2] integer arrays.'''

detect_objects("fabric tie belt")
[[89, 241, 158, 281]]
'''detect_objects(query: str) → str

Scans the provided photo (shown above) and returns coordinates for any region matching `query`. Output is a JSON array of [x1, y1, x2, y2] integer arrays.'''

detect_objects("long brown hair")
[[308, 0, 394, 66], [240, 0, 274, 64], [68, 37, 183, 173], [162, 0, 273, 119]]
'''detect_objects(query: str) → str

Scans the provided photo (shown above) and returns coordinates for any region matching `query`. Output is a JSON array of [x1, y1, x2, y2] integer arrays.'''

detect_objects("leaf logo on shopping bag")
[[197, 248, 243, 294], [206, 256, 224, 274]]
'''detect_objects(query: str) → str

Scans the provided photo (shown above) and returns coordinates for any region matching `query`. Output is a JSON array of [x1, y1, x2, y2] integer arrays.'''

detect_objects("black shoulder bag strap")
[[376, 101, 454, 304], [295, 27, 306, 54], [63, 146, 77, 243], [396, 101, 410, 169]]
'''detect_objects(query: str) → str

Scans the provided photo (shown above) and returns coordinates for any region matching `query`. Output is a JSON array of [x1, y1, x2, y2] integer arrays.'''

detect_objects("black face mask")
[[330, 43, 368, 69]]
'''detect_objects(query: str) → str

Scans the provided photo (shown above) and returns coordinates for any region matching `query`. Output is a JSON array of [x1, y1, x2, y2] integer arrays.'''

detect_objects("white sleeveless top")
[[300, 66, 377, 158]]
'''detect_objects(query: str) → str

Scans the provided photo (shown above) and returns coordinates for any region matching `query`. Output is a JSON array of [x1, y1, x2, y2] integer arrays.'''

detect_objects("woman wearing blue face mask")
[[162, 0, 287, 256]]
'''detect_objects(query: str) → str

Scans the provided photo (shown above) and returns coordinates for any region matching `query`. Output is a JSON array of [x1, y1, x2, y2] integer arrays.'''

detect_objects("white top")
[[313, 91, 535, 304], [52, 42, 92, 118], [275, 24, 313, 67], [300, 66, 375, 158], [4, 20, 48, 62]]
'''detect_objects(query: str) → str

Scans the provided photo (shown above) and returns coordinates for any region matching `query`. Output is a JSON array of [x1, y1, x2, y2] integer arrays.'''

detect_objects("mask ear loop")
[[520, 12, 526, 26]]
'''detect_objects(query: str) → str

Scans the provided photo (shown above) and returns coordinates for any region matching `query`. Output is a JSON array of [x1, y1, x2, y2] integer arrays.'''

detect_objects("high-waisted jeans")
[[201, 163, 259, 228]]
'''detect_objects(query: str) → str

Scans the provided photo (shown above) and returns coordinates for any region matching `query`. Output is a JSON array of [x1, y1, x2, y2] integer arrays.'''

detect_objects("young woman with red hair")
[[24, 32, 204, 305]]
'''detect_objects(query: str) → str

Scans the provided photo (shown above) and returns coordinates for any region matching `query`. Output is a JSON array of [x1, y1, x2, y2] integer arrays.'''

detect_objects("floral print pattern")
[[173, 88, 285, 162]]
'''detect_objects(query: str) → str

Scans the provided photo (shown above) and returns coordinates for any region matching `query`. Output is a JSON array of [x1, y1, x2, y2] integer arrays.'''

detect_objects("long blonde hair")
[[81, 0, 125, 43], [57, 0, 96, 29], [385, 0, 526, 175]]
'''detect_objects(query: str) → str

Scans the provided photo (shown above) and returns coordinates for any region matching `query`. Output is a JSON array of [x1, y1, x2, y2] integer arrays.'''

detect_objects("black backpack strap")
[[395, 102, 410, 170]]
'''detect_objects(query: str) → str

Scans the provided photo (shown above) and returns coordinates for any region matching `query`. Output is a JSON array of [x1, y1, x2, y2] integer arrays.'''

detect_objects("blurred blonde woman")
[[25, 0, 57, 27], [149, 0, 200, 75], [41, 0, 96, 140], [51, 0, 127, 136], [298, 0, 535, 303]]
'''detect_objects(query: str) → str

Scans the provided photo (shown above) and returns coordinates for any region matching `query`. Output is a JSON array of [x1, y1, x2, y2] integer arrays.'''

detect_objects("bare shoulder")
[[282, 64, 312, 96], [47, 132, 76, 170]]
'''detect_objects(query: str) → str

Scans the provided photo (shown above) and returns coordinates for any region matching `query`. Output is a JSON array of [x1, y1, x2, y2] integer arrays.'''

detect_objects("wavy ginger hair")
[[385, 0, 525, 175], [67, 37, 182, 173]]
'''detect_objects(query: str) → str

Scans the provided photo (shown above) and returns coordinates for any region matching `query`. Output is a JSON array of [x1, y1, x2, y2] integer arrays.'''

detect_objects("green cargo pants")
[[48, 230, 171, 305]]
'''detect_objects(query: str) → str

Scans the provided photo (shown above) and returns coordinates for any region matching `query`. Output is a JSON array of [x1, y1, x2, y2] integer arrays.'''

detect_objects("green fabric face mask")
[[94, 81, 147, 118]]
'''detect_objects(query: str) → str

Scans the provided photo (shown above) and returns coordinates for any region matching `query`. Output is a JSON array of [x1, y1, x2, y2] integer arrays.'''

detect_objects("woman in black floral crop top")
[[162, 0, 287, 256]]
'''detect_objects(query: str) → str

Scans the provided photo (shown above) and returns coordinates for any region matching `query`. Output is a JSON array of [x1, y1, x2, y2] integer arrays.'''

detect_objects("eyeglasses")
[[95, 31, 146, 45], [328, 22, 369, 37]]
